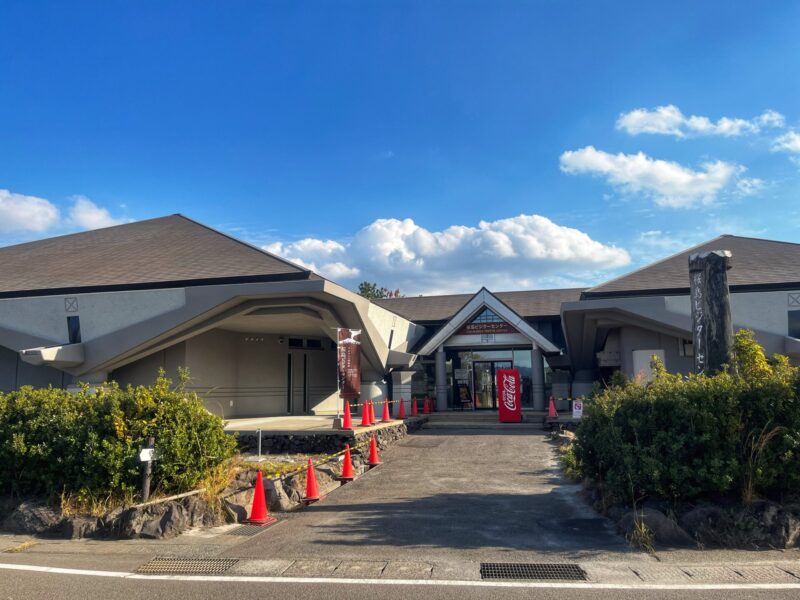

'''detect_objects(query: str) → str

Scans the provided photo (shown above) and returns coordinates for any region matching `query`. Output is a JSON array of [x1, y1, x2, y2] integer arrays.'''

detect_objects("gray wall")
[[112, 329, 339, 419], [0, 345, 69, 392], [618, 326, 694, 378]]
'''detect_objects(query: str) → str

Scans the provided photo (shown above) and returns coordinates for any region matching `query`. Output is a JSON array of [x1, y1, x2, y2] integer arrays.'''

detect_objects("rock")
[[60, 516, 101, 539], [222, 486, 254, 523], [265, 478, 297, 512], [2, 501, 63, 535], [137, 502, 188, 539], [680, 504, 724, 542], [618, 508, 695, 548]]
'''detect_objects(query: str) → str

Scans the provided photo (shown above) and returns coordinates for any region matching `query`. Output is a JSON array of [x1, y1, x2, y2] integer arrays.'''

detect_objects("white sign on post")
[[139, 448, 156, 462], [572, 400, 584, 419]]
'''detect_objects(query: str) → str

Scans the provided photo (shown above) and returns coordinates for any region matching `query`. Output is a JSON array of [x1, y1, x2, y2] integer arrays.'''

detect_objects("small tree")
[[357, 281, 402, 299]]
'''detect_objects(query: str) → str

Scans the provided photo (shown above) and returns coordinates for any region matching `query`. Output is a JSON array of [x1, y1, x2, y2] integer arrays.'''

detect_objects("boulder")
[[618, 508, 695, 548], [265, 478, 296, 512], [60, 516, 101, 539], [2, 501, 63, 535]]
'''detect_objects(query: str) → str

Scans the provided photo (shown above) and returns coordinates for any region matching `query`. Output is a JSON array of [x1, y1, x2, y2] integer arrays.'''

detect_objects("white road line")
[[2, 562, 800, 590]]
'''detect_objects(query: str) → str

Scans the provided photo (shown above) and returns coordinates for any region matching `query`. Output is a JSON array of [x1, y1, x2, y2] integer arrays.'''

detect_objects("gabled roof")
[[373, 288, 585, 321], [415, 288, 560, 355], [0, 214, 310, 297], [585, 235, 800, 298]]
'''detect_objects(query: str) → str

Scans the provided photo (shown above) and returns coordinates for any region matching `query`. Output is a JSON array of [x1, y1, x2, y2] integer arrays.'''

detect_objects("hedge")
[[0, 369, 237, 502], [571, 330, 800, 505]]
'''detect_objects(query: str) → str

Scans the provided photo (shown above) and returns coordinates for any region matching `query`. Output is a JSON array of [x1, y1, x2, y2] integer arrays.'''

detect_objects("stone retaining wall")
[[236, 416, 428, 455]]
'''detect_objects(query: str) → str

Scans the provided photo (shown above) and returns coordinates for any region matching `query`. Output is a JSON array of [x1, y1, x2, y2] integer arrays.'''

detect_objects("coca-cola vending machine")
[[496, 368, 522, 423]]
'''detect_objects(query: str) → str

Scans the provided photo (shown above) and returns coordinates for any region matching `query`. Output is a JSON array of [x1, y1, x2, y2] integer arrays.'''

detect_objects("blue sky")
[[1, 1, 799, 294]]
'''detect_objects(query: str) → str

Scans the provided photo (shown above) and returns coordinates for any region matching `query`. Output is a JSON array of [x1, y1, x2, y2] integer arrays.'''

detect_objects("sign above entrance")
[[456, 321, 518, 335], [456, 308, 518, 336], [496, 368, 522, 423], [337, 328, 361, 402]]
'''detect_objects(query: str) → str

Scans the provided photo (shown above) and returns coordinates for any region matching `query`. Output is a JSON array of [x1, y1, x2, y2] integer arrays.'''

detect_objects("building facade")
[[1, 216, 799, 417]]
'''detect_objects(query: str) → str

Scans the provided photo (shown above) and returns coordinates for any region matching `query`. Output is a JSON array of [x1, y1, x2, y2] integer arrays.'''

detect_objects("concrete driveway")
[[226, 421, 637, 564]]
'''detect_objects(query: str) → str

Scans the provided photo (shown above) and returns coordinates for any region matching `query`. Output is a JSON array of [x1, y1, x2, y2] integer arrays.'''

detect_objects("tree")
[[357, 281, 402, 299]]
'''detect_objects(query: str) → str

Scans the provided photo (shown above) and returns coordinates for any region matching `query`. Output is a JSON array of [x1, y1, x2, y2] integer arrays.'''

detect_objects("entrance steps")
[[423, 410, 546, 430]]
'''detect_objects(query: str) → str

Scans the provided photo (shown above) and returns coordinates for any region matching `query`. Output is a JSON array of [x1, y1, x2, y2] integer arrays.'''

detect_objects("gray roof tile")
[[374, 288, 586, 321], [585, 234, 800, 297], [0, 215, 308, 295]]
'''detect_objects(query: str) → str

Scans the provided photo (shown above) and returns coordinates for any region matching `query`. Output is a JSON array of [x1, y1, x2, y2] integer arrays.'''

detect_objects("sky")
[[1, 1, 799, 295]]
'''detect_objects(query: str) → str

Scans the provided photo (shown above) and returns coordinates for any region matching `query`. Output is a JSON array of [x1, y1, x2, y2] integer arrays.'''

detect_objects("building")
[[1, 215, 799, 416]]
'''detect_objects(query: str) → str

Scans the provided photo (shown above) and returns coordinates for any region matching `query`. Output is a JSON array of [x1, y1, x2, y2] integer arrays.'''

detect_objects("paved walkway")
[[226, 423, 635, 564]]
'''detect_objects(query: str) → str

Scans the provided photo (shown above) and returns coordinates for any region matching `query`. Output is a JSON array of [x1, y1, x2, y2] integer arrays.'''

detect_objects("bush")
[[0, 369, 237, 503], [572, 330, 800, 506]]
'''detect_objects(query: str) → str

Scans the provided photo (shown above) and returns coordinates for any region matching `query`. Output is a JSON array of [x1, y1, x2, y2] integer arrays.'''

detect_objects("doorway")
[[473, 360, 512, 409]]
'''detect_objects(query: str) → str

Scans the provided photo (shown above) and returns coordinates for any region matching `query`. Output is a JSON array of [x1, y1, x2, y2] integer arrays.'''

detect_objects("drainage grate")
[[226, 524, 271, 537], [480, 563, 587, 581], [136, 557, 239, 575]]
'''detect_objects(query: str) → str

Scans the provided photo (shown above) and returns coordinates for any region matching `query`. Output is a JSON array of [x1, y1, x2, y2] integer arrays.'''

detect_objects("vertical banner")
[[337, 328, 362, 403], [496, 368, 522, 423]]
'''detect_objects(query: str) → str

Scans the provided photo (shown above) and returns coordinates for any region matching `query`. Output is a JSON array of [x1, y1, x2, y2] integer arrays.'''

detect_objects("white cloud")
[[263, 214, 630, 294], [68, 196, 124, 230], [0, 188, 60, 233], [616, 105, 785, 138], [559, 146, 749, 208], [772, 130, 800, 154]]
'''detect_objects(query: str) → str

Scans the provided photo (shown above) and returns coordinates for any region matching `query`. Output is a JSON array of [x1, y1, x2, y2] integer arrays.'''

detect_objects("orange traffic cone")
[[398, 397, 406, 419], [381, 400, 391, 422], [339, 444, 355, 482], [360, 399, 371, 427], [369, 400, 377, 425], [303, 458, 320, 502], [368, 434, 381, 466], [411, 398, 418, 417], [548, 395, 558, 418], [247, 470, 277, 525], [341, 400, 353, 430], [423, 396, 430, 414]]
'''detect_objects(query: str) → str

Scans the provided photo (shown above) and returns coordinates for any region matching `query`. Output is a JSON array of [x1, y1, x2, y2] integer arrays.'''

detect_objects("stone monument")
[[688, 250, 733, 375]]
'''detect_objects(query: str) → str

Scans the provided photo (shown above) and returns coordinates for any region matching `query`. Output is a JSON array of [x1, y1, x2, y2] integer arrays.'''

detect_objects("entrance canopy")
[[416, 287, 559, 355]]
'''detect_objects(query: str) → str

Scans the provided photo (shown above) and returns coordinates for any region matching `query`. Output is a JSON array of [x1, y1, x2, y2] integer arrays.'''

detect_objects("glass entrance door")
[[473, 360, 512, 409]]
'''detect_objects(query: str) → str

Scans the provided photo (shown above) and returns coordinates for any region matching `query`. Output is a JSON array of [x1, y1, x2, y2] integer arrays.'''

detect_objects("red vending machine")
[[496, 368, 522, 423]]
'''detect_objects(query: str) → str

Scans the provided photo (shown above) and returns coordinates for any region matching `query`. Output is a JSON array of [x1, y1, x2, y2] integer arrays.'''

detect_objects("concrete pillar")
[[391, 370, 415, 415], [435, 347, 448, 411], [531, 346, 546, 410], [361, 380, 388, 403]]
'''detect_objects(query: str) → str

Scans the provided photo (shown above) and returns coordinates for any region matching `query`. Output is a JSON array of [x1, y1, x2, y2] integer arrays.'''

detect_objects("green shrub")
[[573, 330, 800, 506], [0, 369, 236, 502]]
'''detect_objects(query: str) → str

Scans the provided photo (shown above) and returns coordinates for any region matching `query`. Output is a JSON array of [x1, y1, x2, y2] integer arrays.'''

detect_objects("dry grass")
[[742, 423, 784, 506], [4, 541, 38, 553], [60, 490, 131, 518], [627, 508, 656, 554]]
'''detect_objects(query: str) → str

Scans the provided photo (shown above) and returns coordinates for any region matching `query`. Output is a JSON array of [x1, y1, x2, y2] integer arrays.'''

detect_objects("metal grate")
[[480, 563, 587, 581], [226, 524, 271, 537], [136, 558, 239, 575]]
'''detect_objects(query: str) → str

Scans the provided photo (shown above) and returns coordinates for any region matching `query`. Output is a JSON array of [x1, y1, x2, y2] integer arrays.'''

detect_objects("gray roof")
[[585, 234, 800, 297], [0, 215, 309, 296], [374, 288, 586, 321]]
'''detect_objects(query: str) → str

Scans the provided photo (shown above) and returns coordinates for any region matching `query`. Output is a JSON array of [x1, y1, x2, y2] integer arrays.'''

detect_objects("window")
[[306, 338, 323, 350], [790, 311, 800, 338], [472, 308, 503, 324], [288, 337, 304, 349], [67, 316, 81, 344]]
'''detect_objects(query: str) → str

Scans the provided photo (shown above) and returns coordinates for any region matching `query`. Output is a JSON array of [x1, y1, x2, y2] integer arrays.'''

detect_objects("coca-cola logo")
[[501, 373, 517, 411]]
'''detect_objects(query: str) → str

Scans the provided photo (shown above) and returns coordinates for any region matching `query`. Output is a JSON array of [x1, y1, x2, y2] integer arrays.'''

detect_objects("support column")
[[435, 347, 448, 411], [391, 370, 414, 415], [531, 346, 545, 410]]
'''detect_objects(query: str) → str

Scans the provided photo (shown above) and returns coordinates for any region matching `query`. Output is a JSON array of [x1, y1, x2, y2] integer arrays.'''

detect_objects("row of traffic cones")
[[247, 435, 382, 525], [342, 396, 437, 430]]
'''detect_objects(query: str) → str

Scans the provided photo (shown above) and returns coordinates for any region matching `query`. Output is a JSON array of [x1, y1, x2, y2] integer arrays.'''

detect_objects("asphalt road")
[[2, 570, 798, 600], [226, 425, 635, 564]]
